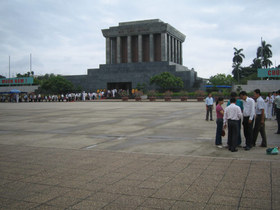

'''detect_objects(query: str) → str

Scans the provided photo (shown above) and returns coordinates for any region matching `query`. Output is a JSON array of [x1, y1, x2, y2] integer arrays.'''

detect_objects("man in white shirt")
[[224, 97, 242, 152], [205, 93, 214, 121], [239, 91, 255, 150], [252, 89, 267, 147]]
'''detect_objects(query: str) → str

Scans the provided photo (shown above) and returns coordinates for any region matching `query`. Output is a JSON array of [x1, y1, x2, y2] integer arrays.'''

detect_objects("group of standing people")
[[206, 89, 280, 152]]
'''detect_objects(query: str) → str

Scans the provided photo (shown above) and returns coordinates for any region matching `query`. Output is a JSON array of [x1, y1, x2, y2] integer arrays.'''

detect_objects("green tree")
[[39, 74, 74, 94], [232, 48, 245, 83], [208, 74, 234, 86], [251, 58, 262, 69], [150, 72, 183, 91], [232, 63, 242, 82], [233, 48, 245, 64], [257, 40, 273, 68]]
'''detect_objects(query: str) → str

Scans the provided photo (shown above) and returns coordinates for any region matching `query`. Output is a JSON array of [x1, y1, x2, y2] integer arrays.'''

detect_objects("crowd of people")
[[205, 89, 280, 152], [0, 89, 130, 103]]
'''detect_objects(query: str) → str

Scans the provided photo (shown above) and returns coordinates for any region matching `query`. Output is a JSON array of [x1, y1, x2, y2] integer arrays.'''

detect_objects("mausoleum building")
[[64, 19, 202, 91]]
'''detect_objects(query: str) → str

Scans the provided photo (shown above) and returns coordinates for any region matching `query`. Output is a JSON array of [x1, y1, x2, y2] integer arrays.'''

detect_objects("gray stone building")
[[64, 19, 202, 91]]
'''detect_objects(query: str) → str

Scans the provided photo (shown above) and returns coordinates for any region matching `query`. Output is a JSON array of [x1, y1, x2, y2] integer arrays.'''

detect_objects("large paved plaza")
[[0, 101, 279, 209]]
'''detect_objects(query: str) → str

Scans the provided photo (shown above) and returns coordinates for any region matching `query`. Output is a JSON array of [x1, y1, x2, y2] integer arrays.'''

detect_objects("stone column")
[[161, 33, 167, 61], [106, 37, 111, 64], [178, 40, 180, 64], [117, 36, 121, 64], [138, 34, 142, 62], [174, 38, 178, 64], [127, 36, 131, 63], [168, 35, 171, 62], [171, 36, 174, 62], [149, 34, 154, 62], [111, 38, 116, 64], [180, 42, 183, 65]]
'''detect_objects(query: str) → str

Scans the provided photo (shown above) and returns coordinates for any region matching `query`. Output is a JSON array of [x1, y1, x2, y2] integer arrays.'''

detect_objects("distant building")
[[64, 19, 203, 91]]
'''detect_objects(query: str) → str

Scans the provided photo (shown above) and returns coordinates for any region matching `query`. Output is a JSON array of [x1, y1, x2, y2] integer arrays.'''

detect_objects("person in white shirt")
[[223, 97, 242, 152], [239, 91, 255, 150], [252, 89, 267, 147], [205, 93, 214, 121], [265, 93, 273, 120]]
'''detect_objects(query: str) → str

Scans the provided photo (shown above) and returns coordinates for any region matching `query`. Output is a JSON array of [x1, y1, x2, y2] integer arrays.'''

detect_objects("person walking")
[[274, 90, 280, 134], [205, 93, 214, 121], [252, 89, 267, 147], [223, 97, 242, 152], [239, 91, 255, 150], [215, 97, 224, 148]]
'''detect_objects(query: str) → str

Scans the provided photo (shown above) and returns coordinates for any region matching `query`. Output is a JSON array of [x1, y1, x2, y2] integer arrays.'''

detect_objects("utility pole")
[[9, 56, 10, 79], [261, 37, 263, 80], [30, 53, 32, 72], [9, 56, 11, 87]]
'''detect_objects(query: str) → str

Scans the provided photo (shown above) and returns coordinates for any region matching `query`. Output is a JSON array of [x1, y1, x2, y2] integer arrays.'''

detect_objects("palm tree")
[[257, 40, 273, 68], [232, 63, 242, 83], [262, 55, 273, 69], [250, 58, 262, 69], [233, 48, 245, 65], [232, 48, 245, 83]]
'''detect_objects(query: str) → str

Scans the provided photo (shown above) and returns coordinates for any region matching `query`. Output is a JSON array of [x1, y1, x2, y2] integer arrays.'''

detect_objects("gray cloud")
[[0, 0, 279, 79]]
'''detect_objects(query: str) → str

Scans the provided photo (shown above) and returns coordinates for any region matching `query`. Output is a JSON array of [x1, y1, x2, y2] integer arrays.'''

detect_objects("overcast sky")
[[0, 0, 279, 79]]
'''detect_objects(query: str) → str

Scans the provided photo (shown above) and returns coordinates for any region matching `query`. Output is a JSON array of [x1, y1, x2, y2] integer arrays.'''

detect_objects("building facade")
[[64, 19, 202, 91]]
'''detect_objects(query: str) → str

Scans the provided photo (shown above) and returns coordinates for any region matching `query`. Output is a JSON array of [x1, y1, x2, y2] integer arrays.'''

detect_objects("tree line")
[[214, 39, 278, 86], [1, 39, 278, 93]]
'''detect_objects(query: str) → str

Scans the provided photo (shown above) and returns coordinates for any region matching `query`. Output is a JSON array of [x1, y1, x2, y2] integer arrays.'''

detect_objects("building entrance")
[[107, 82, 132, 90]]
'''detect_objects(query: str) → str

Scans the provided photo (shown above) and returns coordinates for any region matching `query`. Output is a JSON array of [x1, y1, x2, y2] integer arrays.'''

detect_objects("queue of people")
[[212, 89, 280, 152], [0, 89, 129, 103]]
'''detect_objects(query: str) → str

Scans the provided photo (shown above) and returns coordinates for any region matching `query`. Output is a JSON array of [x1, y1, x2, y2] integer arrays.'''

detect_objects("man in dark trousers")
[[252, 89, 267, 147], [223, 98, 242, 152], [239, 91, 255, 150], [205, 93, 214, 121], [227, 92, 243, 146]]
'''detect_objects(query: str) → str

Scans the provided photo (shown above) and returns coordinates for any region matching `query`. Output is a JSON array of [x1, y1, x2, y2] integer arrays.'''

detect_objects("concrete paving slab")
[[0, 101, 279, 209]]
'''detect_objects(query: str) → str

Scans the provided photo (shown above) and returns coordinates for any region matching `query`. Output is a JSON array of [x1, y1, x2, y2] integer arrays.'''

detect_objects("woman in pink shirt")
[[215, 97, 224, 148]]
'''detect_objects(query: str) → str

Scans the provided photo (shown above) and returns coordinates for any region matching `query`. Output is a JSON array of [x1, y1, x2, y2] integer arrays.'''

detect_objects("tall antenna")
[[261, 37, 263, 67], [30, 53, 32, 72], [9, 56, 11, 86], [261, 37, 263, 80], [9, 56, 11, 78]]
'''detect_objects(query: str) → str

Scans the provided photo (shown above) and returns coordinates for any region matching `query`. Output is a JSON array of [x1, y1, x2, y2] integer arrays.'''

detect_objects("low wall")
[[233, 80, 280, 92]]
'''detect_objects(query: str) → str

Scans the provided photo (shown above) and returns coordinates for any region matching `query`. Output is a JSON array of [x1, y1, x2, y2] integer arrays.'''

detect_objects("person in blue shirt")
[[227, 92, 243, 146]]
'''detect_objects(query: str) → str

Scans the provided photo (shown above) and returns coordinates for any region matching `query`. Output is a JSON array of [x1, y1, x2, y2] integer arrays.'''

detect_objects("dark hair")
[[216, 97, 224, 105], [277, 90, 280, 94], [239, 91, 247, 96], [230, 92, 237, 97], [230, 97, 236, 103], [254, 89, 261, 95]]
